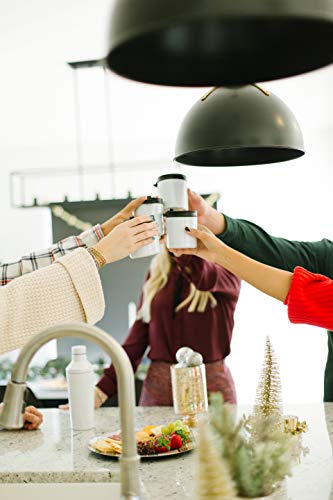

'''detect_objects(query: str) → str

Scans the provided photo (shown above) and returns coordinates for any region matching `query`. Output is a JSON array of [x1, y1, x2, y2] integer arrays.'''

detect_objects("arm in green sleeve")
[[219, 215, 333, 278]]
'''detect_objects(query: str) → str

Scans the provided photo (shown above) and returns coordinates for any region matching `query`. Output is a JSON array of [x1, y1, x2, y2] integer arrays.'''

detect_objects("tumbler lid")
[[130, 214, 155, 220], [155, 173, 187, 185], [143, 196, 163, 204], [165, 210, 197, 218]]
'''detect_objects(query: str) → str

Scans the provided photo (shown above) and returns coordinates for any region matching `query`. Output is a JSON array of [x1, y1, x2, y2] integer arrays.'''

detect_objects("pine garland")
[[197, 422, 238, 500]]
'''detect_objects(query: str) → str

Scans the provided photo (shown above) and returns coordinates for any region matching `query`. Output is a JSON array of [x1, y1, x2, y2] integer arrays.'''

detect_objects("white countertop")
[[0, 405, 332, 499]]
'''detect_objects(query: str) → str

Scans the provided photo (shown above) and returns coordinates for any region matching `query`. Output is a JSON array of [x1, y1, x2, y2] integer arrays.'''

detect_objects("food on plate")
[[93, 437, 122, 455], [153, 435, 171, 453], [137, 439, 156, 456], [109, 434, 121, 441], [141, 425, 158, 435], [135, 430, 151, 443], [170, 433, 183, 450], [90, 419, 192, 456]]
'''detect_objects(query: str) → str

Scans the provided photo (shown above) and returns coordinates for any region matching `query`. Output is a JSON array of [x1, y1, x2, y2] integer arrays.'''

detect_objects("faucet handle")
[[0, 381, 26, 429]]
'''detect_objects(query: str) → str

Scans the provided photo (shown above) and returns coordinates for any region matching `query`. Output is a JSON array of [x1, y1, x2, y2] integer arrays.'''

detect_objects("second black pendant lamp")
[[106, 0, 333, 86], [174, 85, 305, 167]]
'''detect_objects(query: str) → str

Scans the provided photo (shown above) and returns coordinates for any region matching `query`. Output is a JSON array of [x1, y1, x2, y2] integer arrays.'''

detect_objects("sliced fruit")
[[141, 425, 158, 435]]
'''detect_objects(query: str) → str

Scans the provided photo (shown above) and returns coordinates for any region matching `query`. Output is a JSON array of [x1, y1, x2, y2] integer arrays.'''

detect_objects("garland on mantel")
[[51, 205, 92, 232]]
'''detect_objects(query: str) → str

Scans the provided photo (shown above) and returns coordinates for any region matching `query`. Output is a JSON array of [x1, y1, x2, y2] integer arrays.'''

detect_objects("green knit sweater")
[[219, 215, 333, 402]]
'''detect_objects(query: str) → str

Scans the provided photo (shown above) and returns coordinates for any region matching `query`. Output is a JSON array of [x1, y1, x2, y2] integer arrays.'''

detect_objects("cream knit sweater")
[[0, 248, 105, 355]]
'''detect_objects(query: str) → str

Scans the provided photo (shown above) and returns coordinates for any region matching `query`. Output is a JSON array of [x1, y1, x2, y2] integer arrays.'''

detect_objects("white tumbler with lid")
[[155, 173, 188, 211], [135, 196, 164, 236], [129, 198, 162, 259], [66, 345, 95, 431], [165, 210, 198, 249]]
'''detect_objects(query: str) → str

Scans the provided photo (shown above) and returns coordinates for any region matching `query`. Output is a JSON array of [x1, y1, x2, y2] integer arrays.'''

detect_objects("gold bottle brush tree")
[[253, 336, 283, 420]]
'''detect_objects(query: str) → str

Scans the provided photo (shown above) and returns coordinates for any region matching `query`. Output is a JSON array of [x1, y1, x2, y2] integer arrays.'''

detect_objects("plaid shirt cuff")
[[0, 224, 104, 286]]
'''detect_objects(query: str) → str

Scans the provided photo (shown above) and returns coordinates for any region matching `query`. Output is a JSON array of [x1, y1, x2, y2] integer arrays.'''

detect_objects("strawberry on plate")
[[170, 433, 183, 450], [174, 428, 189, 443], [153, 434, 171, 453]]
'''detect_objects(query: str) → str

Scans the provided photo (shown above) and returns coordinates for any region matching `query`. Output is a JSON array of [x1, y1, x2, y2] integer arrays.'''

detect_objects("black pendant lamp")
[[174, 85, 305, 167], [106, 0, 333, 86]]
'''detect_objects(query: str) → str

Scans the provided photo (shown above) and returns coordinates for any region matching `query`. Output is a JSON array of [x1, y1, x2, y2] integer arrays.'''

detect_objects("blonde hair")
[[137, 245, 217, 323]]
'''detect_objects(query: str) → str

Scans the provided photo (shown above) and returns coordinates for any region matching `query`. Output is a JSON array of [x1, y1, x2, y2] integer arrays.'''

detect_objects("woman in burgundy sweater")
[[95, 245, 241, 407]]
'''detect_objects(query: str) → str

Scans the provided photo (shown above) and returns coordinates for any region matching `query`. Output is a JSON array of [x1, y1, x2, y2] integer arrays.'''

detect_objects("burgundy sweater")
[[97, 255, 241, 397]]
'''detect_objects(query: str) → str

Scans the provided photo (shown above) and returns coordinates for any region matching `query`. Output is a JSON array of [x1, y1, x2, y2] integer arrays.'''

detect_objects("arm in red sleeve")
[[285, 266, 333, 330], [173, 254, 241, 295], [96, 316, 149, 398]]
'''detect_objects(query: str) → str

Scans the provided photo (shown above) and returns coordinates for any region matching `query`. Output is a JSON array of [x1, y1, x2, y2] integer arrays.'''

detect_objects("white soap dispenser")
[[66, 345, 95, 430]]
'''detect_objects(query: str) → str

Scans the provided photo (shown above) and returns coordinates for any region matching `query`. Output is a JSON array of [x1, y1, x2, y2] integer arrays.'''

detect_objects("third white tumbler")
[[165, 210, 198, 249]]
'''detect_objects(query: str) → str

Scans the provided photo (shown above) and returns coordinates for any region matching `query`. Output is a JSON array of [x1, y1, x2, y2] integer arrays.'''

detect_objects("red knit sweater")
[[284, 266, 333, 330]]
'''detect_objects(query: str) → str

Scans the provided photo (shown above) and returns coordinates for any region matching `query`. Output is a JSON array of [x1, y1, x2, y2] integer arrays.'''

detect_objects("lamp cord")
[[201, 83, 270, 102]]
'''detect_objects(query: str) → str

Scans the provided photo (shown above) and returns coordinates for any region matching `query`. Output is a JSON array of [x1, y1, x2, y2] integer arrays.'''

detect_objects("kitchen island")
[[0, 405, 333, 499]]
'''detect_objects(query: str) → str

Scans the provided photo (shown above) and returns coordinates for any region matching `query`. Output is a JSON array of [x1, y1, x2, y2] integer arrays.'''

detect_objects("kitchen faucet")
[[0, 322, 141, 500]]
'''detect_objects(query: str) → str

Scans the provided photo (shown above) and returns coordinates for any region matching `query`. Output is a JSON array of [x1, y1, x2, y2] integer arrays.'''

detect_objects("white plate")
[[88, 433, 194, 459]]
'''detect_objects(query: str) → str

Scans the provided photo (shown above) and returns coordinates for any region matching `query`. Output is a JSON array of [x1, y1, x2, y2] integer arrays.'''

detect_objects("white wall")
[[0, 0, 332, 403]]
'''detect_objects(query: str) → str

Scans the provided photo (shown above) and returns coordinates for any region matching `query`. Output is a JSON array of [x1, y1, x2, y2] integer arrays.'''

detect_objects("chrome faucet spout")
[[0, 322, 141, 500]]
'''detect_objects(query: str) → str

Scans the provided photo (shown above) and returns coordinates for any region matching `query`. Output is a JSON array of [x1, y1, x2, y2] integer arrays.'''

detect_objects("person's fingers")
[[24, 421, 40, 430], [132, 221, 157, 236], [122, 196, 147, 216], [196, 224, 214, 236], [24, 422, 35, 430], [185, 227, 209, 242], [23, 410, 42, 429], [24, 406, 43, 427], [59, 404, 69, 410], [24, 419, 41, 430], [187, 188, 200, 201], [24, 405, 43, 418], [134, 229, 159, 243], [126, 215, 153, 227], [187, 188, 194, 204], [134, 236, 157, 249]]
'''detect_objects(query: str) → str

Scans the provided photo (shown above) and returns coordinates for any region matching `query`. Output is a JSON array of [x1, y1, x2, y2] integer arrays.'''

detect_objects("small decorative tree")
[[197, 422, 238, 500], [253, 336, 283, 420], [206, 394, 293, 498]]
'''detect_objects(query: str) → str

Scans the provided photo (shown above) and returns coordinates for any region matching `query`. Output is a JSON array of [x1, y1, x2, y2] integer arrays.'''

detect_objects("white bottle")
[[66, 345, 95, 431]]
